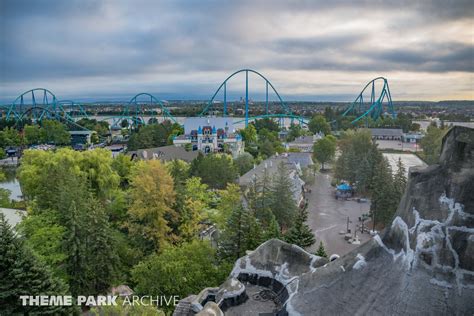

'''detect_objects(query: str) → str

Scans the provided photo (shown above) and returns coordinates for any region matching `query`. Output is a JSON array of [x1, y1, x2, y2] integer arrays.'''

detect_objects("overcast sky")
[[1, 0, 473, 103]]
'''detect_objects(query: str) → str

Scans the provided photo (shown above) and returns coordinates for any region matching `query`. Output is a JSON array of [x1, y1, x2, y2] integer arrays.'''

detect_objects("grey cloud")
[[0, 0, 472, 101]]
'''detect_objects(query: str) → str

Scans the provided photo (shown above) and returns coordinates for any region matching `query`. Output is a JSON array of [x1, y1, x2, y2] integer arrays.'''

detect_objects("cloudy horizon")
[[1, 0, 473, 103]]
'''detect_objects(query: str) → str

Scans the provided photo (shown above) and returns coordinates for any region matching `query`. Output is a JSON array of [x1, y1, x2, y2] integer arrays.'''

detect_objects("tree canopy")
[[190, 153, 238, 189], [313, 135, 337, 170], [308, 115, 331, 135]]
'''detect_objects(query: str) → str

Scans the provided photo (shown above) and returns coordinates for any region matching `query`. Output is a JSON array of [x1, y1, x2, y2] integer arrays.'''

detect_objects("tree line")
[[334, 129, 407, 226], [1, 147, 320, 314]]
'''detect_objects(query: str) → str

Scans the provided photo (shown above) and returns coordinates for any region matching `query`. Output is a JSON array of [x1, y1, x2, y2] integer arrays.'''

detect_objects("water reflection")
[[0, 167, 22, 200]]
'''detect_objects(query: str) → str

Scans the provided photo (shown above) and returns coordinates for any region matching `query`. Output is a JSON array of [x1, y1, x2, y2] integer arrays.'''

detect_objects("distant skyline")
[[1, 0, 473, 103]]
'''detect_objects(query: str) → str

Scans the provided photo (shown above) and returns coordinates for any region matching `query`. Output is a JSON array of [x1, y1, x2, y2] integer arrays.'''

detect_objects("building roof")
[[369, 128, 403, 137], [130, 145, 199, 162], [289, 135, 317, 145], [286, 152, 314, 169], [238, 154, 305, 203], [184, 117, 235, 134], [69, 130, 94, 135]]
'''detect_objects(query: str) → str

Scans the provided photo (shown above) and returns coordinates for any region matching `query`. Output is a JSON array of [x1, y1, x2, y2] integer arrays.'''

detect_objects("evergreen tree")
[[245, 214, 263, 251], [393, 157, 407, 198], [219, 204, 260, 260], [284, 206, 315, 249], [315, 241, 328, 258], [370, 158, 398, 226], [219, 204, 248, 260], [269, 162, 297, 230], [0, 214, 75, 315], [64, 194, 120, 296], [85, 198, 120, 295], [263, 214, 281, 241], [244, 168, 273, 228], [64, 200, 88, 296]]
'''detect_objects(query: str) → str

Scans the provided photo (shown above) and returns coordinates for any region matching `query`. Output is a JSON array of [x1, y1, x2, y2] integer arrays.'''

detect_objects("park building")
[[402, 132, 424, 143], [369, 128, 403, 141], [173, 117, 244, 157], [287, 134, 322, 152]]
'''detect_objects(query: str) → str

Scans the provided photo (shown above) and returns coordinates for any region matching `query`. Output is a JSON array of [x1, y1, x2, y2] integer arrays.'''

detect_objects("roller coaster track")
[[200, 69, 293, 127], [111, 92, 178, 129], [341, 77, 395, 125]]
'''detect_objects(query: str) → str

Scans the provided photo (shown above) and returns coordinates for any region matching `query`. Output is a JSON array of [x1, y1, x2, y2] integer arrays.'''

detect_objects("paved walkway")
[[306, 171, 372, 257]]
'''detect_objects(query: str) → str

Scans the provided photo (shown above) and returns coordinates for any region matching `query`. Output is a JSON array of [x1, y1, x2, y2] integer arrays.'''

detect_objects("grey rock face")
[[290, 127, 474, 315], [175, 127, 474, 316]]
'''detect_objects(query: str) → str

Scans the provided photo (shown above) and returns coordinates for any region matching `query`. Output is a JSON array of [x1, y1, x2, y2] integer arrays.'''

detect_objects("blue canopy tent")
[[335, 183, 353, 199], [336, 183, 352, 191]]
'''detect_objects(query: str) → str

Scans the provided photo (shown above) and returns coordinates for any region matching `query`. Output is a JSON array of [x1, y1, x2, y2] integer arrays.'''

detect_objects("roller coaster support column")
[[223, 82, 227, 117], [266, 81, 269, 115], [245, 70, 249, 127]]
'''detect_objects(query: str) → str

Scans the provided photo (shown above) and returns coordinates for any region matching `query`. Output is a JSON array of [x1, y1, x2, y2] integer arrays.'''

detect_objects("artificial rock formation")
[[174, 126, 474, 315]]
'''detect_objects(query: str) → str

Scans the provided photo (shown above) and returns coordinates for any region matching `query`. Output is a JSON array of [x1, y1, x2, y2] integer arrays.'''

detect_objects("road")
[[306, 171, 372, 257]]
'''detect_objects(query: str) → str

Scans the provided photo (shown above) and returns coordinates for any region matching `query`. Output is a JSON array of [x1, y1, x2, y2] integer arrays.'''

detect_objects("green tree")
[[127, 160, 176, 252], [315, 241, 328, 258], [18, 148, 120, 205], [18, 211, 67, 279], [284, 206, 315, 249], [259, 139, 276, 158], [334, 129, 383, 194], [132, 240, 230, 313], [213, 183, 241, 229], [263, 214, 281, 241], [239, 124, 257, 143], [313, 135, 337, 170], [76, 118, 110, 135], [245, 167, 273, 226], [40, 120, 71, 145], [219, 204, 258, 260], [23, 125, 41, 145], [301, 165, 317, 186], [80, 148, 121, 198], [0, 214, 74, 315], [166, 159, 191, 189], [253, 118, 280, 133], [190, 153, 238, 189], [112, 153, 134, 188], [269, 162, 297, 230], [420, 125, 448, 164], [61, 176, 120, 296], [308, 114, 331, 135], [286, 123, 305, 142], [234, 152, 254, 175], [411, 122, 421, 132], [257, 128, 284, 157], [84, 198, 120, 295], [178, 177, 211, 241], [127, 121, 182, 151], [0, 127, 22, 147], [90, 132, 99, 144], [393, 157, 407, 199], [370, 158, 398, 226]]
